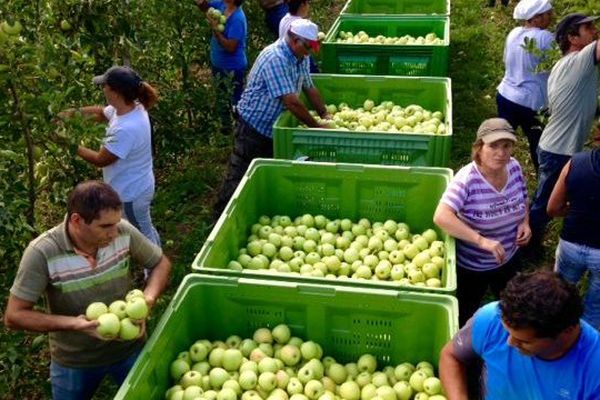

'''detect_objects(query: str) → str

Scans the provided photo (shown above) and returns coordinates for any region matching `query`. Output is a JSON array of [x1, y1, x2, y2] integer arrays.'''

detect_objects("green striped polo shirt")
[[10, 217, 163, 367]]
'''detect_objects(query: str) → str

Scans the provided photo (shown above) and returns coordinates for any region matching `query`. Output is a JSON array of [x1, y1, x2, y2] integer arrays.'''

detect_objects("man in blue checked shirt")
[[213, 19, 331, 219]]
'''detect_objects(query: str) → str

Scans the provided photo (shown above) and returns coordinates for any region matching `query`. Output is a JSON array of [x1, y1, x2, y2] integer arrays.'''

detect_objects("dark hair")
[[558, 23, 584, 54], [233, 0, 244, 6], [67, 181, 122, 224], [287, 0, 309, 14], [500, 271, 583, 338], [111, 81, 159, 110]]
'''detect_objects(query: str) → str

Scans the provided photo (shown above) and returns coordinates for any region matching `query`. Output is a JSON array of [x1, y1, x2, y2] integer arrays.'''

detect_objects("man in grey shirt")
[[529, 13, 600, 249]]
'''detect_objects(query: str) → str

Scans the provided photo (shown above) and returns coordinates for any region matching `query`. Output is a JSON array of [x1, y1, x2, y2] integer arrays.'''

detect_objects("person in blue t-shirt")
[[196, 0, 248, 134], [440, 270, 600, 400]]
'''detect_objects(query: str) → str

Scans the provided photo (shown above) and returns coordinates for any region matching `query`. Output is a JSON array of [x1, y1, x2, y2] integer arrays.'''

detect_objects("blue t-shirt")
[[472, 302, 600, 400], [208, 1, 247, 71]]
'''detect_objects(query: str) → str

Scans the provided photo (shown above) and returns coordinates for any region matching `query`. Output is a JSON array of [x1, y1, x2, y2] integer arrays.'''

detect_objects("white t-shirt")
[[497, 26, 554, 111], [102, 104, 155, 202], [279, 13, 301, 39]]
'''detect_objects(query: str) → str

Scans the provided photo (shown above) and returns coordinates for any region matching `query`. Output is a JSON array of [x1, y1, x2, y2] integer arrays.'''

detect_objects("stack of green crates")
[[321, 16, 449, 77], [273, 74, 452, 167], [192, 159, 457, 293], [341, 0, 450, 16], [114, 274, 458, 399]]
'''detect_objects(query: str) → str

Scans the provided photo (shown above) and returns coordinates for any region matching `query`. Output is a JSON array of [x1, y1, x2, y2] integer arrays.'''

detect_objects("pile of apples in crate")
[[301, 101, 447, 135], [227, 214, 446, 288], [335, 31, 443, 45], [166, 324, 446, 400]]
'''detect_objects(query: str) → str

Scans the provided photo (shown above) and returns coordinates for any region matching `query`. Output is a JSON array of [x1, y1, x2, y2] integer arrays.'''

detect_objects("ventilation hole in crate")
[[332, 333, 361, 363], [245, 307, 283, 330]]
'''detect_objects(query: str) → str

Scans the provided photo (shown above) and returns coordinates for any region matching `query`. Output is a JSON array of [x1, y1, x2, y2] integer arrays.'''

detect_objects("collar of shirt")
[[278, 38, 304, 66]]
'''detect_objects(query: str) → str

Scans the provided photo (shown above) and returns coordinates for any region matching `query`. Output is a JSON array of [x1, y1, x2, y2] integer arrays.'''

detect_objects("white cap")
[[513, 0, 552, 21], [289, 19, 319, 42]]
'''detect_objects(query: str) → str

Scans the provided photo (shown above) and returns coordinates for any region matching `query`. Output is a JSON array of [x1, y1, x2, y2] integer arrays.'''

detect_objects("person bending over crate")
[[439, 271, 600, 400], [3, 181, 171, 400], [213, 19, 331, 220]]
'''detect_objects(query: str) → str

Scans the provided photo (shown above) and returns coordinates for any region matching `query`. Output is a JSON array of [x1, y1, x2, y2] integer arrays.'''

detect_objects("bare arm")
[[304, 87, 328, 119], [547, 160, 571, 217], [596, 40, 600, 62], [77, 146, 119, 168], [58, 106, 108, 123], [143, 255, 172, 308], [433, 203, 506, 264], [439, 341, 470, 400], [4, 295, 98, 335], [281, 93, 322, 128]]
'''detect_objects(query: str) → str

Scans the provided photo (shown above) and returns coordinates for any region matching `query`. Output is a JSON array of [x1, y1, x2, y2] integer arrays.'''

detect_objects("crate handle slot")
[[297, 284, 336, 296]]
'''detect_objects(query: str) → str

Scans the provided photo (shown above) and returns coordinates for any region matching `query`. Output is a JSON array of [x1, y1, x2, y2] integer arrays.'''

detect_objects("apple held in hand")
[[109, 300, 128, 319], [126, 297, 149, 320], [86, 302, 108, 320], [96, 312, 120, 338], [119, 318, 141, 340]]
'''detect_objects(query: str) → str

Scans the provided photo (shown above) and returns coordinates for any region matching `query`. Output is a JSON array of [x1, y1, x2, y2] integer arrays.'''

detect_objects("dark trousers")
[[457, 253, 521, 326], [211, 67, 246, 132], [496, 93, 544, 172], [529, 148, 571, 244], [264, 3, 288, 37], [213, 118, 273, 220]]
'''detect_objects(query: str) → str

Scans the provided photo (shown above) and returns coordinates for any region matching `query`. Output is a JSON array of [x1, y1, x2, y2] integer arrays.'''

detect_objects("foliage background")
[[1, 0, 599, 398]]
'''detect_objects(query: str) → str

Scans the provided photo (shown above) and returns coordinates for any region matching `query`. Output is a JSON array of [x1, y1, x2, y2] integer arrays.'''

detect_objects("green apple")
[[125, 297, 149, 320], [253, 328, 273, 344], [414, 393, 430, 400], [355, 371, 371, 388], [345, 362, 359, 378], [306, 359, 324, 379], [371, 372, 388, 387], [412, 251, 431, 268], [181, 370, 203, 388], [339, 381, 361, 400], [426, 278, 442, 288], [423, 377, 442, 395], [422, 229, 437, 244], [192, 361, 211, 374], [394, 363, 415, 381], [403, 244, 419, 260], [86, 302, 108, 320], [376, 386, 396, 400], [361, 383, 377, 400], [416, 361, 434, 371], [217, 387, 236, 400], [165, 385, 183, 400], [297, 365, 315, 384], [223, 379, 241, 395], [258, 357, 278, 373], [119, 318, 140, 340], [357, 354, 377, 373], [428, 396, 447, 400], [170, 358, 191, 381], [225, 334, 241, 348], [304, 379, 324, 399], [412, 236, 429, 251], [209, 367, 230, 389], [241, 391, 263, 400], [300, 341, 320, 360], [125, 289, 145, 302], [375, 260, 392, 279], [326, 363, 347, 384], [222, 348, 243, 371], [96, 312, 120, 338], [240, 360, 258, 373], [393, 381, 413, 400], [383, 366, 396, 385], [287, 377, 304, 395], [422, 263, 440, 279], [280, 344, 301, 366], [275, 369, 290, 389], [258, 371, 277, 392], [108, 300, 127, 319], [239, 370, 258, 390], [409, 370, 428, 392], [209, 347, 225, 367]]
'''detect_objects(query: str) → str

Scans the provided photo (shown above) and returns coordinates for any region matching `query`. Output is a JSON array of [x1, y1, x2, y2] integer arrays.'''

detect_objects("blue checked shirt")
[[237, 38, 314, 137]]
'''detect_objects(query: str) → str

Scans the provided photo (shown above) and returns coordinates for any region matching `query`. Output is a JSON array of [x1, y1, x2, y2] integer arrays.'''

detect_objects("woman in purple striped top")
[[434, 118, 532, 326]]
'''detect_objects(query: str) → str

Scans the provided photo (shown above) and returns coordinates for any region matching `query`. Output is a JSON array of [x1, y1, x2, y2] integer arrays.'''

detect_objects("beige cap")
[[476, 118, 517, 143]]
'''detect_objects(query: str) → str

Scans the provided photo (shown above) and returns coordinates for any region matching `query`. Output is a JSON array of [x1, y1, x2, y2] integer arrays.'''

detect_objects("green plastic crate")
[[193, 159, 456, 293], [341, 0, 450, 16], [115, 274, 458, 399], [322, 16, 449, 76], [273, 74, 452, 167]]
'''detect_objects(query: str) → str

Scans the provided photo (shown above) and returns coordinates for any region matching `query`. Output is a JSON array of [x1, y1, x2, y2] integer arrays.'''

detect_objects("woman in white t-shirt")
[[59, 66, 161, 246], [496, 0, 554, 172], [278, 0, 318, 72]]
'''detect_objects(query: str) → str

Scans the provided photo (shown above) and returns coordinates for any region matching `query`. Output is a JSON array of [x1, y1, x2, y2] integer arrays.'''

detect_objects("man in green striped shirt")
[[4, 180, 171, 399]]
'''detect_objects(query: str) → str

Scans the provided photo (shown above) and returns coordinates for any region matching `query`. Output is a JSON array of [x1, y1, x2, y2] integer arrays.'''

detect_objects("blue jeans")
[[529, 148, 571, 242], [123, 190, 161, 246], [555, 238, 600, 329], [50, 349, 140, 400], [264, 2, 288, 37]]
